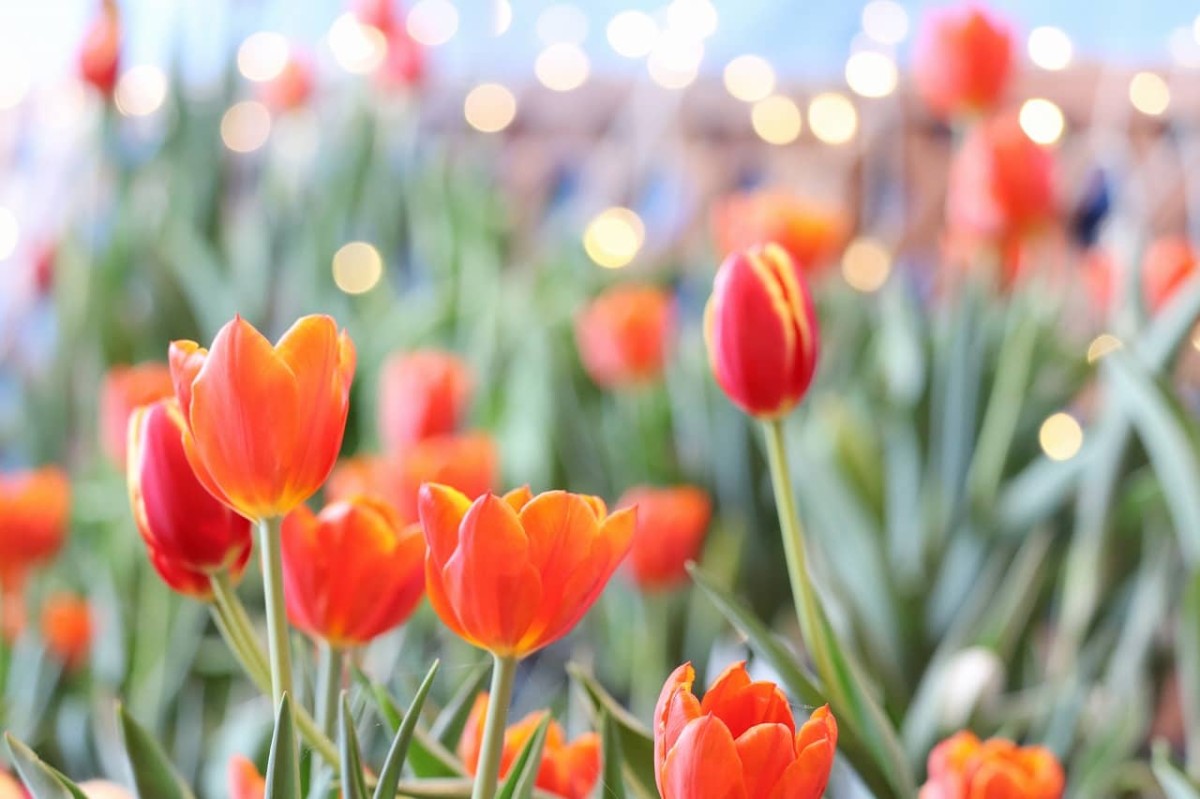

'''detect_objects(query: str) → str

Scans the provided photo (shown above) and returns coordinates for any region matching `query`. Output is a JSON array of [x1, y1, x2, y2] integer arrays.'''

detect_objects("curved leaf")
[[265, 694, 301, 799], [4, 734, 88, 799], [117, 704, 196, 799], [374, 660, 441, 799]]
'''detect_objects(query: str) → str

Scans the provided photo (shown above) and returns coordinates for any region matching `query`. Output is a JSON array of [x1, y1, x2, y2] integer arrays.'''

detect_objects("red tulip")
[[0, 467, 70, 589], [459, 693, 601, 799], [258, 53, 315, 113], [100, 363, 174, 468], [228, 756, 265, 799], [654, 662, 837, 799], [169, 315, 356, 522], [281, 497, 425, 647], [920, 731, 1064, 799], [420, 484, 635, 658], [712, 191, 847, 275], [618, 485, 711, 591], [146, 544, 246, 601], [575, 284, 674, 388], [354, 0, 426, 87], [79, 0, 120, 97], [41, 594, 92, 670], [1143, 236, 1198, 312], [378, 350, 472, 454], [913, 4, 1014, 119], [705, 244, 820, 419]]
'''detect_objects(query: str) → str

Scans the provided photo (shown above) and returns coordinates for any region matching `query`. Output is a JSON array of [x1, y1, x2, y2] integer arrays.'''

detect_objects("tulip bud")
[[913, 4, 1013, 120], [575, 284, 674, 389], [920, 731, 1064, 799], [79, 0, 120, 98], [0, 467, 70, 590], [705, 243, 820, 419], [712, 191, 847, 275], [377, 350, 472, 455], [41, 593, 92, 670], [618, 485, 711, 592]]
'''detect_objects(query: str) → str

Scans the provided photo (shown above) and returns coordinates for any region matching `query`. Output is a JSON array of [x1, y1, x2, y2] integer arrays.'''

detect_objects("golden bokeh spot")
[[1086, 333, 1122, 363], [220, 101, 272, 153], [751, 95, 802, 145], [464, 83, 517, 133], [841, 237, 891, 292], [1039, 412, 1083, 462], [332, 242, 384, 295], [583, 207, 645, 269]]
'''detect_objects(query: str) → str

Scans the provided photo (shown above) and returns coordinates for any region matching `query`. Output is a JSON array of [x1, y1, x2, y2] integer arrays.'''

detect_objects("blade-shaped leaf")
[[340, 692, 370, 799], [594, 711, 627, 799], [5, 734, 88, 799], [362, 677, 462, 778], [566, 664, 657, 799], [495, 715, 551, 799], [373, 660, 441, 799], [432, 661, 490, 750], [1154, 741, 1200, 799], [265, 694, 301, 799], [117, 704, 197, 799]]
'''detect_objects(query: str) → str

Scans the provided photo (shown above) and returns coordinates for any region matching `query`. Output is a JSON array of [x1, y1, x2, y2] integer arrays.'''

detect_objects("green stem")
[[472, 655, 518, 799], [258, 516, 293, 703], [633, 592, 670, 718], [312, 641, 341, 788]]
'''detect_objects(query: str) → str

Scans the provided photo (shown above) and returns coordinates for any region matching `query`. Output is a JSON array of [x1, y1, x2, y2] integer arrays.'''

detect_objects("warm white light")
[[114, 65, 168, 117], [861, 0, 908, 45], [845, 51, 898, 98], [1027, 26, 1073, 71], [407, 0, 459, 46], [808, 92, 858, 144], [842, 237, 891, 292], [1019, 98, 1065, 145], [493, 0, 513, 35], [1129, 72, 1170, 116], [535, 43, 590, 92], [1040, 412, 1084, 461], [723, 55, 775, 102], [666, 0, 718, 40], [238, 32, 290, 82], [464, 83, 516, 132], [1170, 27, 1200, 69], [0, 54, 31, 110], [751, 95, 802, 145], [583, 207, 646, 269], [332, 242, 384, 294], [537, 4, 588, 45], [0, 208, 17, 260], [607, 11, 658, 58], [329, 13, 387, 74], [1087, 333, 1122, 363], [220, 101, 272, 153], [647, 32, 703, 89]]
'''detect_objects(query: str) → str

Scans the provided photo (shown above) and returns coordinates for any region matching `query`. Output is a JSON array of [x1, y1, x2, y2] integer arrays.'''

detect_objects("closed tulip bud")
[[281, 497, 425, 647], [913, 4, 1013, 120], [79, 0, 120, 98], [41, 594, 92, 670], [127, 400, 254, 586], [0, 467, 70, 589], [705, 244, 820, 419], [618, 485, 711, 592], [575, 284, 674, 389], [655, 662, 837, 799], [920, 731, 1064, 799], [712, 191, 847, 275], [99, 363, 174, 468], [169, 315, 356, 522], [228, 755, 265, 799], [459, 694, 600, 799], [378, 350, 473, 454], [0, 770, 28, 799], [420, 484, 635, 658]]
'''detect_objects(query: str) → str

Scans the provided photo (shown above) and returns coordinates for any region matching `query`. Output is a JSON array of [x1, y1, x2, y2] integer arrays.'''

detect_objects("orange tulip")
[[258, 52, 315, 113], [618, 486, 711, 591], [0, 467, 70, 588], [575, 284, 673, 388], [79, 0, 120, 97], [100, 363, 174, 468], [654, 662, 836, 799], [169, 315, 356, 522], [712, 191, 847, 275], [0, 769, 27, 799], [281, 497, 425, 647], [378, 350, 473, 454], [327, 433, 498, 524], [705, 243, 820, 419], [41, 594, 92, 670], [419, 484, 635, 658], [459, 693, 600, 799], [1143, 236, 1198, 312], [228, 755, 265, 799], [913, 4, 1013, 119], [920, 731, 1065, 799], [127, 399, 254, 584]]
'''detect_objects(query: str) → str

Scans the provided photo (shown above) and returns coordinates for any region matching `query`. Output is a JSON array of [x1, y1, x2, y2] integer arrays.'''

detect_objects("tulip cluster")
[[921, 731, 1065, 799]]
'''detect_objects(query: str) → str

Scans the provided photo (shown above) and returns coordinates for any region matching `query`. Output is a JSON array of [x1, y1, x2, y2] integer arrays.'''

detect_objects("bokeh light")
[[1039, 412, 1084, 461], [723, 55, 775, 102], [606, 11, 658, 58], [493, 0, 513, 35], [1129, 71, 1170, 116], [845, 51, 898, 98], [808, 92, 858, 144], [406, 0, 459, 46], [647, 32, 703, 89], [1087, 333, 1123, 363], [841, 237, 891, 292], [220, 101, 272, 153], [0, 207, 17, 260], [237, 32, 290, 82], [1019, 98, 1066, 145], [583, 207, 646, 269], [1027, 26, 1073, 70], [114, 65, 168, 117], [464, 83, 517, 132], [332, 242, 384, 294], [861, 0, 908, 44], [666, 0, 719, 40], [752, 95, 802, 145], [329, 13, 387, 74], [535, 43, 590, 92]]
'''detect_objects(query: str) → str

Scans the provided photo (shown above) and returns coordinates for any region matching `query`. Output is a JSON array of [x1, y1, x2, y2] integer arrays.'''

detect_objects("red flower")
[[228, 755, 265, 799], [41, 594, 93, 670], [920, 731, 1064, 799], [0, 467, 70, 589], [913, 4, 1013, 119], [1143, 236, 1198, 312], [712, 191, 847, 275], [79, 0, 121, 97], [258, 52, 315, 113], [618, 485, 711, 591], [654, 662, 837, 799], [575, 285, 674, 388], [99, 362, 175, 468], [353, 0, 426, 87], [378, 350, 473, 454]]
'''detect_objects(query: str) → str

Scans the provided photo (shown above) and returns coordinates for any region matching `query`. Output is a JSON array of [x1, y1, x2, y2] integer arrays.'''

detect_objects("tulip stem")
[[472, 654, 518, 799], [316, 641, 340, 739], [258, 516, 294, 704]]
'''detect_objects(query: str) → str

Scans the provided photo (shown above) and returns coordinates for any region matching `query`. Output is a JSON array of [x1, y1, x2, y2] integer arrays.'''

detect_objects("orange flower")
[[459, 693, 600, 799], [419, 484, 635, 658], [618, 485, 711, 591], [1143, 236, 1198, 312], [0, 467, 70, 588], [127, 399, 254, 583], [169, 315, 356, 522], [575, 284, 673, 388], [705, 243, 820, 419], [378, 350, 473, 454], [913, 4, 1013, 119], [281, 497, 425, 647], [79, 0, 120, 97], [654, 662, 836, 799], [228, 755, 265, 799], [0, 769, 28, 799], [100, 363, 175, 468], [712, 191, 847, 275], [258, 52, 315, 113], [41, 594, 92, 670], [920, 731, 1065, 799]]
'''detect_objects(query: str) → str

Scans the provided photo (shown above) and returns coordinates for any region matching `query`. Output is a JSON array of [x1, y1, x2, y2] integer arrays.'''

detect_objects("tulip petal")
[[700, 662, 795, 739], [655, 663, 703, 794], [661, 716, 747, 799], [735, 723, 797, 799], [168, 340, 206, 418], [419, 483, 473, 566]]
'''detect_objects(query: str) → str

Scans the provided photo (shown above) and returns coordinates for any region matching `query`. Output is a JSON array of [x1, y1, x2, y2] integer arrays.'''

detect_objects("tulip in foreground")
[[712, 191, 847, 275], [378, 349, 473, 454], [459, 694, 600, 799], [618, 485, 711, 592], [705, 243, 820, 419], [281, 497, 425, 648], [41, 594, 93, 670], [99, 363, 174, 468], [575, 284, 674, 388], [920, 731, 1064, 799], [655, 662, 837, 799], [913, 4, 1013, 119]]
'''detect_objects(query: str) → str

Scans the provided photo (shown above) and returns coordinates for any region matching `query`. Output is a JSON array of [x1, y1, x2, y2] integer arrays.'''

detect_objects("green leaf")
[[594, 711, 627, 799], [495, 714, 551, 799], [566, 664, 657, 799], [432, 661, 490, 751], [4, 734, 88, 799], [340, 692, 370, 799], [117, 704, 197, 799], [373, 660, 441, 799], [1179, 574, 1200, 777], [265, 694, 301, 799], [1154, 741, 1200, 799], [363, 677, 462, 778]]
